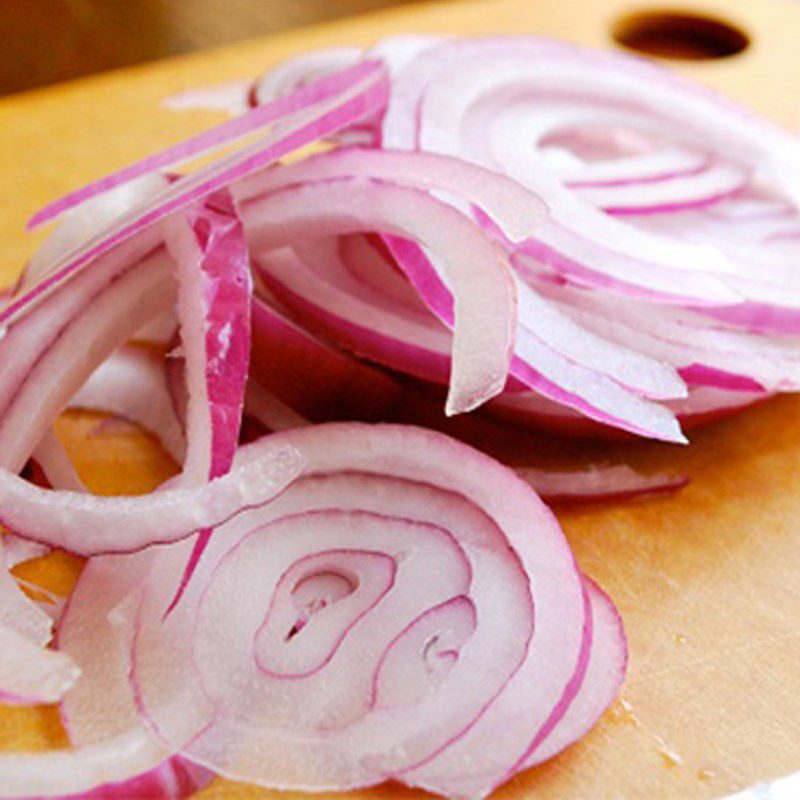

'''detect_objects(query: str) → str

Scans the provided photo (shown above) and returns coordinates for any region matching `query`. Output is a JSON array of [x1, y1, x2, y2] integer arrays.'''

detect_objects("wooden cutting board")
[[2, 0, 800, 797]]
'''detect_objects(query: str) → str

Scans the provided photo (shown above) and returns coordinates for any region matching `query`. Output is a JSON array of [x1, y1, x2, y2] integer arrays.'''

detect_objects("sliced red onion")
[[249, 37, 443, 145], [69, 344, 186, 463], [51, 423, 613, 798], [163, 79, 252, 115], [19, 551, 214, 800], [338, 233, 428, 312], [380, 36, 800, 307], [234, 145, 548, 243], [0, 540, 53, 646], [134, 309, 178, 345], [521, 579, 627, 768], [0, 536, 75, 711], [245, 380, 309, 432], [252, 37, 442, 109], [482, 101, 749, 213], [164, 189, 253, 600], [243, 178, 517, 415], [28, 61, 387, 232], [0, 622, 80, 705], [0, 249, 177, 475], [517, 463, 688, 503], [6, 60, 387, 327], [163, 33, 800, 437], [0, 727, 207, 798], [253, 235, 685, 440], [243, 378, 685, 504], [3, 535, 49, 568], [250, 294, 407, 423], [165, 190, 251, 483], [253, 47, 364, 107], [581, 160, 749, 215], [559, 144, 709, 186], [255, 246, 453, 384], [490, 384, 767, 439], [19, 173, 170, 292], [531, 282, 800, 393], [0, 435, 302, 555], [406, 579, 624, 797], [31, 428, 87, 493]]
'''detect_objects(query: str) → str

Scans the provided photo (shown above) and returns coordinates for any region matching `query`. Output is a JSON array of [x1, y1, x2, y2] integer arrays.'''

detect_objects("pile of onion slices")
[[5, 31, 799, 799]]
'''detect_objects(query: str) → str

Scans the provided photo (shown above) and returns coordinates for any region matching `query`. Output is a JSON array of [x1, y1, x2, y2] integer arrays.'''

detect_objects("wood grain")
[[1, 0, 800, 797]]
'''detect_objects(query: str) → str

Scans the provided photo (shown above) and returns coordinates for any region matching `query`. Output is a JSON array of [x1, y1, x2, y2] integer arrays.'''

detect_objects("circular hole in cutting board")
[[612, 10, 750, 60]]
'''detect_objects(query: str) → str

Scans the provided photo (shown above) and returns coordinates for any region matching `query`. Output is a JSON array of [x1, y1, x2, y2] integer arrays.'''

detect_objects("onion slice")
[[31, 428, 87, 493], [517, 463, 688, 504], [5, 59, 388, 327], [51, 423, 622, 798], [164, 190, 253, 600], [0, 623, 80, 705], [243, 178, 517, 414], [0, 437, 302, 554], [28, 61, 387, 231], [69, 344, 186, 463]]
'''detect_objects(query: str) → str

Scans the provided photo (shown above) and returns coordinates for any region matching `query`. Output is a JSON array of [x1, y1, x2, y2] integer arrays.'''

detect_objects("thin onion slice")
[[0, 728, 210, 798], [0, 539, 53, 646], [3, 535, 49, 568], [242, 379, 686, 503], [0, 437, 302, 555], [243, 178, 517, 415], [31, 428, 87, 493], [53, 423, 616, 799], [69, 344, 186, 463], [5, 60, 387, 327], [28, 61, 387, 231], [0, 623, 80, 705], [250, 293, 407, 423], [517, 463, 687, 504], [164, 189, 253, 600]]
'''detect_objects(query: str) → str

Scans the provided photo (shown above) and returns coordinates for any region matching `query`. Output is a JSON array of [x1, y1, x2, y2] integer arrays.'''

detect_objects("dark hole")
[[613, 11, 750, 60]]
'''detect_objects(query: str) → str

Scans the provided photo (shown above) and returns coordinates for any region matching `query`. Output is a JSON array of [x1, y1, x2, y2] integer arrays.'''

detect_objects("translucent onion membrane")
[[45, 423, 625, 800]]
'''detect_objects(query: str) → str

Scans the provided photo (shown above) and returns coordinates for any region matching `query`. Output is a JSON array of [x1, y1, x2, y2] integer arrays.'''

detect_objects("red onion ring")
[[10, 60, 387, 328], [244, 177, 518, 415], [51, 423, 622, 799]]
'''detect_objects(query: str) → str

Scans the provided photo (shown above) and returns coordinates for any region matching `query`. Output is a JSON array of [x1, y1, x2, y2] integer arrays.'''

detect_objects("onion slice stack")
[[214, 34, 800, 437], [51, 424, 626, 800], [15, 30, 800, 800]]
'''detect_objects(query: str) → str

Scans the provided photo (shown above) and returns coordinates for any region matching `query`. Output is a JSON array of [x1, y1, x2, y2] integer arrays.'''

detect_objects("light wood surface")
[[2, 0, 800, 797]]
